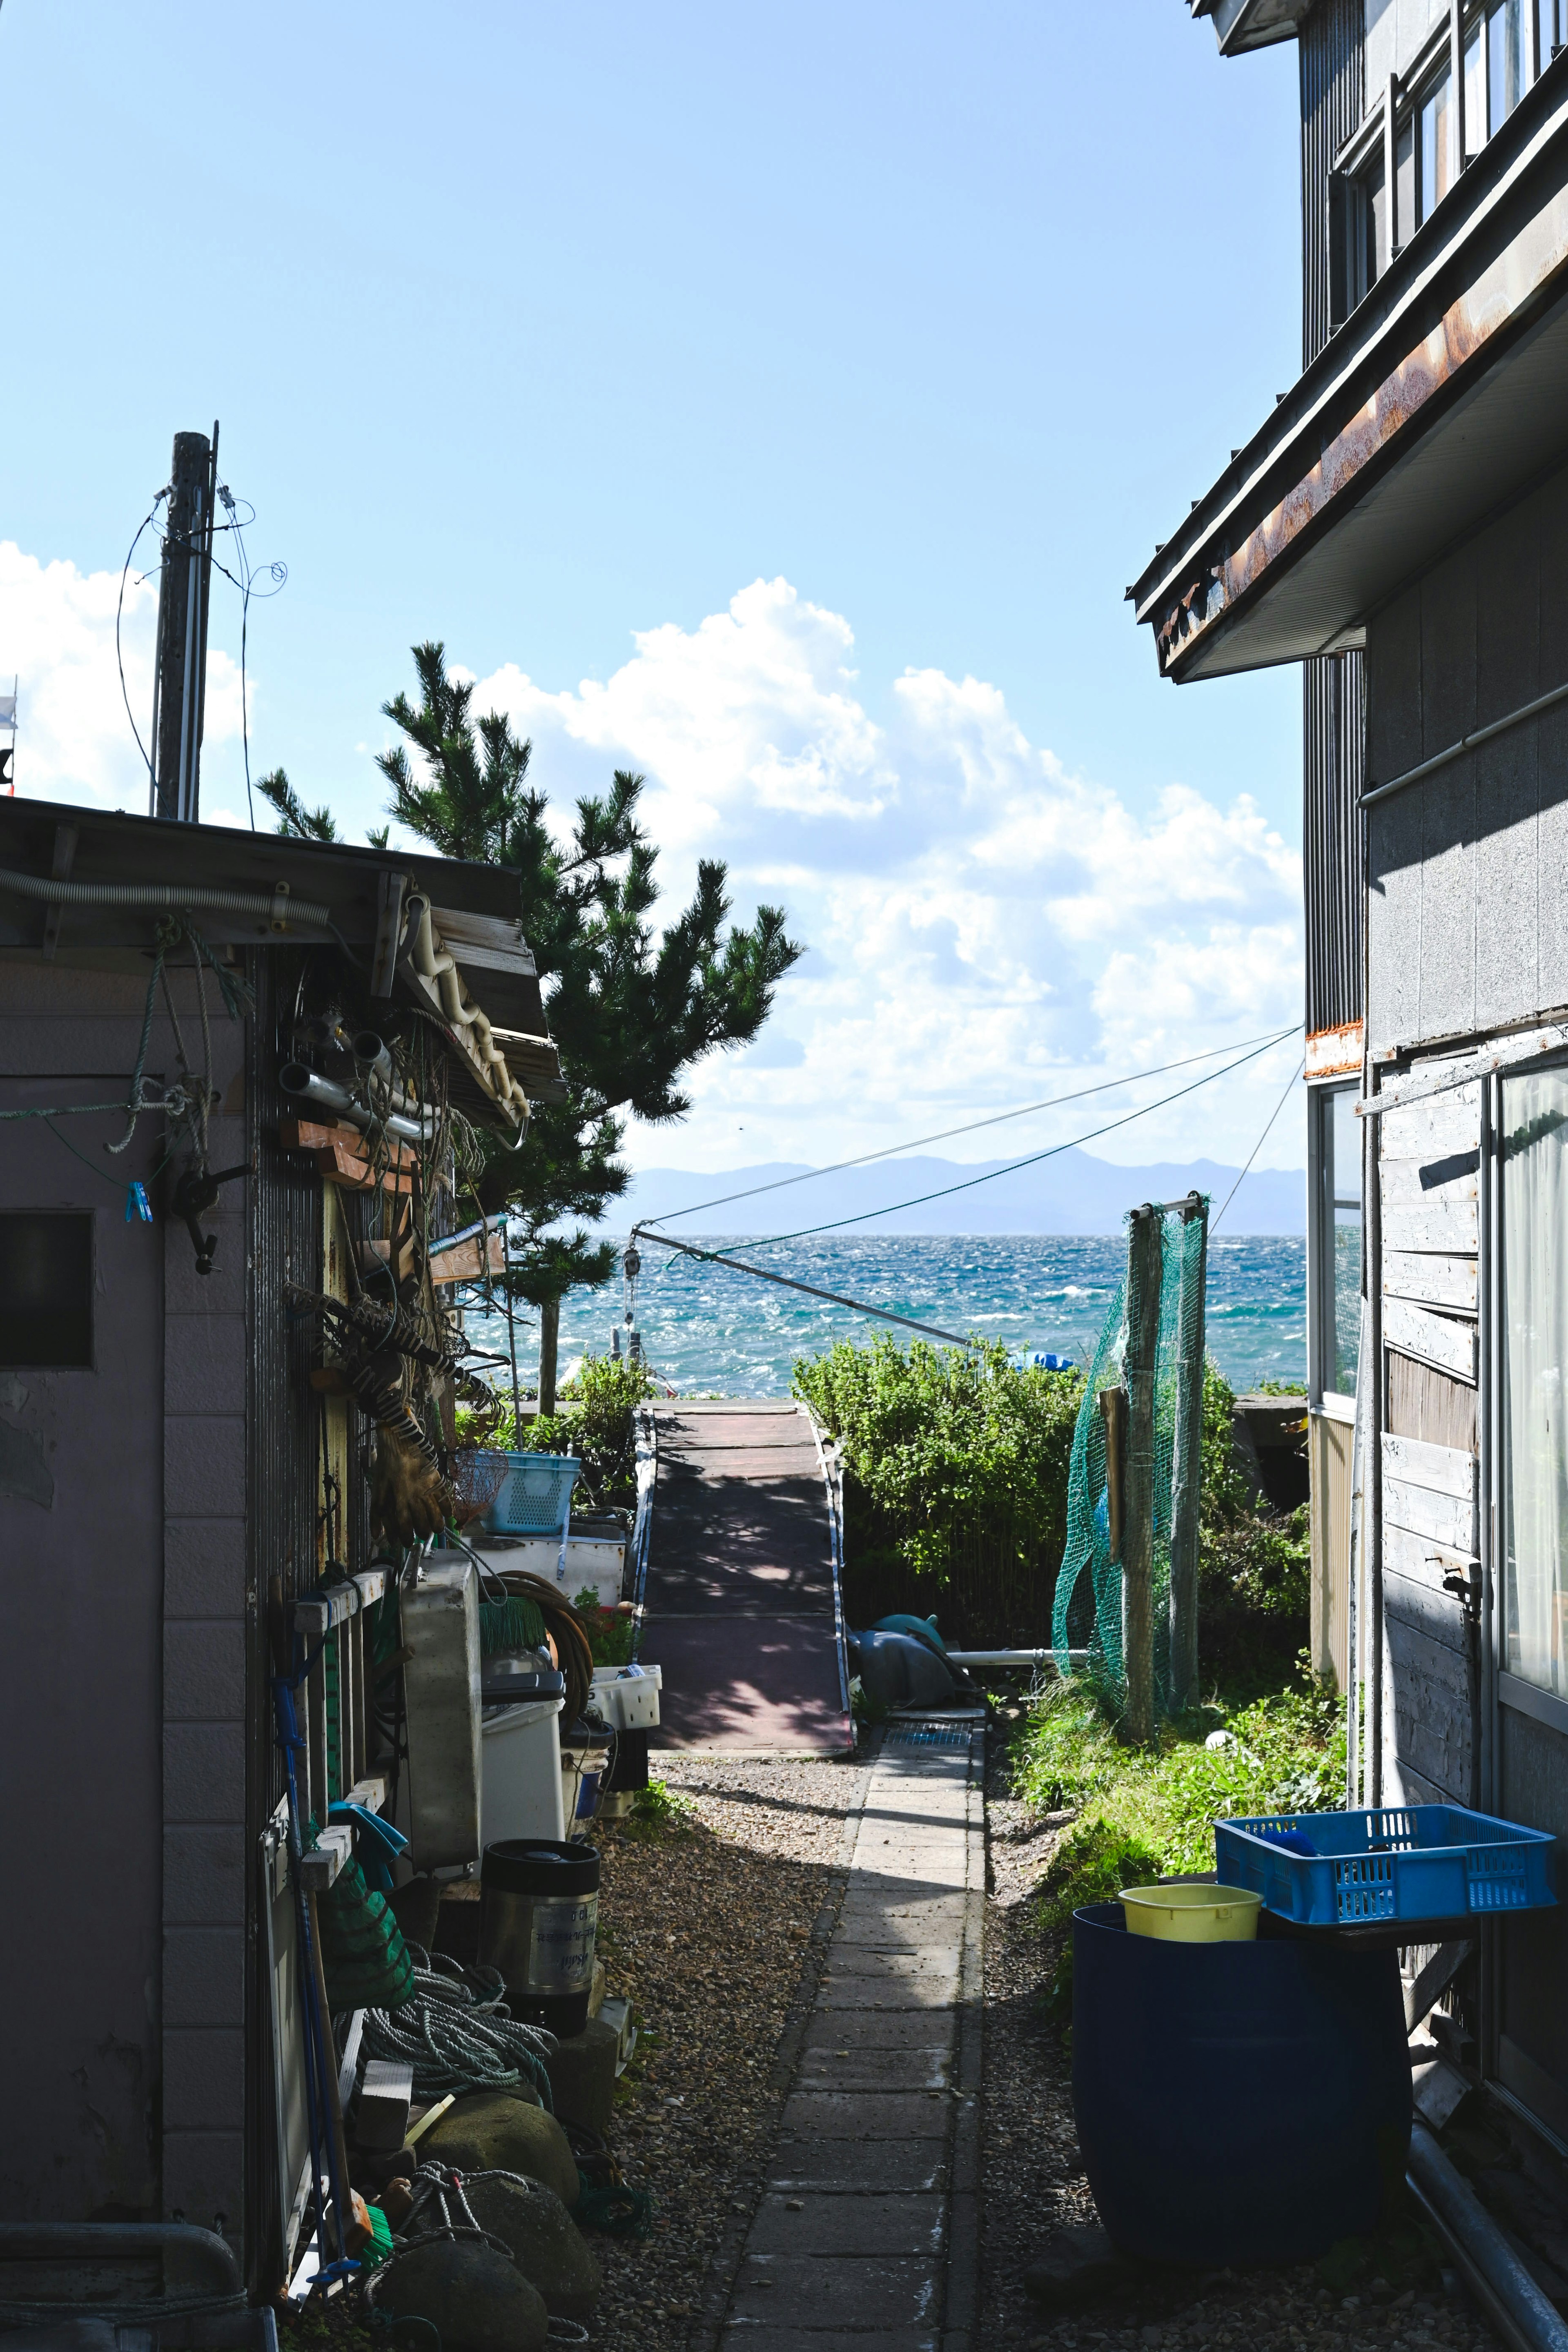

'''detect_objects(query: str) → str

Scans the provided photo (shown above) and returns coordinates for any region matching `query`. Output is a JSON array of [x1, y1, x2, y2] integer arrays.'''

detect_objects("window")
[[1313, 1086, 1362, 1401], [1500, 1066, 1568, 1695], [1540, 0, 1564, 65], [0, 1212, 94, 1367], [1491, 0, 1525, 135], [1418, 67, 1452, 227]]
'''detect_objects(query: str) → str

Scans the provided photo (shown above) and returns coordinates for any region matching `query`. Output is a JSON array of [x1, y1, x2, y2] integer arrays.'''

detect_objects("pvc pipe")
[[945, 1648, 1090, 1666], [0, 866, 330, 924], [1408, 2123, 1568, 2352], [278, 1062, 435, 1147]]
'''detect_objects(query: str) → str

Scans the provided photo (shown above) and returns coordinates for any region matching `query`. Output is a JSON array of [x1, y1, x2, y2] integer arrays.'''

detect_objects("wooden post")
[[1099, 1385, 1128, 1562], [1123, 1206, 1164, 1744], [1167, 1191, 1208, 1715], [539, 1295, 560, 1419]]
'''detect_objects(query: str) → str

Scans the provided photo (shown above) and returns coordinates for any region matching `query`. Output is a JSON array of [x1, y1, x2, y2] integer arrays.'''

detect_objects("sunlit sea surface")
[[464, 1232, 1307, 1401]]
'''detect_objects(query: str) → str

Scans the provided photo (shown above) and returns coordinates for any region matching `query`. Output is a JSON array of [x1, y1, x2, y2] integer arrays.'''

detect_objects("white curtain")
[[1502, 1068, 1568, 1695]]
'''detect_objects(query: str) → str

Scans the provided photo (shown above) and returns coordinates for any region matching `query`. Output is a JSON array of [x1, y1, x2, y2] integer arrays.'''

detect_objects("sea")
[[464, 1232, 1307, 1401]]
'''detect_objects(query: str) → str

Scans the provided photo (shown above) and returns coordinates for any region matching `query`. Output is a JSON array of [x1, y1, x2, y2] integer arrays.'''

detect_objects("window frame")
[[0, 1207, 97, 1371], [1309, 1078, 1362, 1417]]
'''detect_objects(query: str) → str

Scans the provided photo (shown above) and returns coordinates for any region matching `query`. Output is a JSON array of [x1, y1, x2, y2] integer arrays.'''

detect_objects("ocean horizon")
[[464, 1231, 1308, 1402]]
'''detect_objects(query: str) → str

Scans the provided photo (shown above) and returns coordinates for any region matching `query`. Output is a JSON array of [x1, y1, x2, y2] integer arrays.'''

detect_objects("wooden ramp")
[[635, 1400, 852, 1753]]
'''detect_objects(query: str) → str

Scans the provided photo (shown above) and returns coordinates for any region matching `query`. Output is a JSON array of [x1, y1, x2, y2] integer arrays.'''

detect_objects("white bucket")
[[480, 1698, 565, 1848]]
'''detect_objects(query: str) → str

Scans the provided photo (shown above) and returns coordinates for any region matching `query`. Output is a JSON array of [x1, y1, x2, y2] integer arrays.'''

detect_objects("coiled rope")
[[360, 1949, 557, 2108]]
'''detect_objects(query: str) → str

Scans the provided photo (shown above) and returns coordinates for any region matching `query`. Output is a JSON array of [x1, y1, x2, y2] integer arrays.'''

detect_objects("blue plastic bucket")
[[1072, 1901, 1411, 2265]]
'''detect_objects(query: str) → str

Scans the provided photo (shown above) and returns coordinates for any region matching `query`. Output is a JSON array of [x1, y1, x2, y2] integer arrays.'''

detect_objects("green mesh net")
[[1052, 1198, 1209, 1719]]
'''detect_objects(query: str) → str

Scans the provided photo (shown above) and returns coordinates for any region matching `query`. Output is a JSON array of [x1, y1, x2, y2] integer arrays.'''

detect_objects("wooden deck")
[[635, 1400, 853, 1753]]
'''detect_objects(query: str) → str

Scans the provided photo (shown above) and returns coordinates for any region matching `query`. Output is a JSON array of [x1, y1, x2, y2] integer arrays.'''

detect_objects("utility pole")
[[150, 425, 218, 824], [1167, 1190, 1209, 1714]]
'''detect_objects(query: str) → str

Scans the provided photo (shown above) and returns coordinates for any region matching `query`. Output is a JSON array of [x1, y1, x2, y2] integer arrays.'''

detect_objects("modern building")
[[1135, 0, 1568, 2150]]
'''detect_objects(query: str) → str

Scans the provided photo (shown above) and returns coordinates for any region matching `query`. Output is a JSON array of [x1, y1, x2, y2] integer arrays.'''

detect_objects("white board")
[[1379, 1090, 1482, 1162], [1384, 1522, 1475, 1591], [1380, 1157, 1479, 1205], [1384, 1472, 1476, 1552], [1383, 1251, 1477, 1312], [1384, 1297, 1478, 1383], [1382, 1198, 1479, 1254], [1382, 1430, 1476, 1502]]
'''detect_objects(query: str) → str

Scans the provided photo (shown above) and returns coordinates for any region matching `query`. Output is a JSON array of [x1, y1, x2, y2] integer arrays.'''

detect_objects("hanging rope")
[[359, 1949, 557, 2107]]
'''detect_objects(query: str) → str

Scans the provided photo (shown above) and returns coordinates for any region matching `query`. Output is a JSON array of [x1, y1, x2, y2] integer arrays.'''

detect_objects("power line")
[[1212, 1055, 1305, 1233], [646, 1025, 1298, 1227], [640, 1028, 1301, 1254], [630, 1228, 975, 1348]]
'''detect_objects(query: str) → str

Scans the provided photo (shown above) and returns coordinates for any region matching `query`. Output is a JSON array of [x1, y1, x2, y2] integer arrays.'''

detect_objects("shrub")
[[521, 1354, 655, 1509]]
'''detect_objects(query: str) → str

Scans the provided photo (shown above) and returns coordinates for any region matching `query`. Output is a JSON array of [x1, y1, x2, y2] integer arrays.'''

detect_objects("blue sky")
[[0, 2, 1310, 1176]]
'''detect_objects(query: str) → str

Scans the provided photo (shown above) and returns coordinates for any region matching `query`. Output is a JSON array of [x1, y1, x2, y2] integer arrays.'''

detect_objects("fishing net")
[[1052, 1198, 1208, 1719]]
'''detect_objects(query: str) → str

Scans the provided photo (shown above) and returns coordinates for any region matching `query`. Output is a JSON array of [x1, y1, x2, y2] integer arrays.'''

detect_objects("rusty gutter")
[[1131, 58, 1568, 650]]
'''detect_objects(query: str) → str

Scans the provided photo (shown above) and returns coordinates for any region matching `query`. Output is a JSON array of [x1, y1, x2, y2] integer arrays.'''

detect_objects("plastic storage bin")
[[481, 1453, 580, 1539], [590, 1663, 662, 1731], [1214, 1804, 1557, 1928]]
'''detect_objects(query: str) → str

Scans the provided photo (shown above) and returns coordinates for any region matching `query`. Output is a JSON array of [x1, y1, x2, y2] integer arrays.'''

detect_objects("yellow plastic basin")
[[1119, 1883, 1262, 1943]]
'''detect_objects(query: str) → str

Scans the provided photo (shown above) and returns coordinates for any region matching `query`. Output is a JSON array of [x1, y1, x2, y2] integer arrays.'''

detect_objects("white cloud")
[[0, 540, 246, 818], [468, 578, 1305, 1172]]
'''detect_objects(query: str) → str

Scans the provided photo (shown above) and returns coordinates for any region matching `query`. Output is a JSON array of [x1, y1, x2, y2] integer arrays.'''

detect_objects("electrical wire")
[[624, 1229, 974, 1346], [116, 497, 165, 797], [642, 1028, 1301, 1255], [645, 1025, 1299, 1227], [1211, 1054, 1305, 1233]]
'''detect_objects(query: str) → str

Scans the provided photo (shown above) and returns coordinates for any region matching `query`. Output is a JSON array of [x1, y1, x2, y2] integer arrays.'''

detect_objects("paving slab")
[[794, 2042, 951, 2092], [802, 2007, 956, 2051], [766, 2136, 950, 2192], [817, 1969, 960, 2009], [829, 1944, 961, 1978], [730, 2252, 939, 2328], [745, 2190, 946, 2256], [780, 2088, 953, 2138], [720, 2332, 937, 2352]]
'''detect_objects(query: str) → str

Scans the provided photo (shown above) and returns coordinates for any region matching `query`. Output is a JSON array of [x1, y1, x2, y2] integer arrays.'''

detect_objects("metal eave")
[[1131, 55, 1568, 682], [1190, 0, 1308, 55]]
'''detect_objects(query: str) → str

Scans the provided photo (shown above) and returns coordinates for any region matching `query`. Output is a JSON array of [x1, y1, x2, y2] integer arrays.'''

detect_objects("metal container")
[[401, 1556, 481, 1870], [480, 1838, 600, 2036]]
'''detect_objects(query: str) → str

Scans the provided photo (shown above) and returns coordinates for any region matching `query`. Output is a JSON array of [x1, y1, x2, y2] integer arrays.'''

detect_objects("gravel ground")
[[978, 1726, 1500, 2352], [586, 1751, 863, 2349]]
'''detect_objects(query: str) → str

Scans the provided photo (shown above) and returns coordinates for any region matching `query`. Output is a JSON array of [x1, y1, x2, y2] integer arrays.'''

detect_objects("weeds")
[[625, 1779, 695, 1839]]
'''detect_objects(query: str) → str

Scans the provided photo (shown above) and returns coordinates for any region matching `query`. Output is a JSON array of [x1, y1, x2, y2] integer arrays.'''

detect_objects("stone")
[[419, 2092, 580, 2209], [374, 2239, 547, 2352], [1019, 2223, 1126, 2308], [464, 2173, 601, 2320], [543, 2015, 620, 2132]]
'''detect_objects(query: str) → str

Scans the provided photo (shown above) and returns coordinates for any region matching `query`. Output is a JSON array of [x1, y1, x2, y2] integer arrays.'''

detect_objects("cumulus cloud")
[[0, 540, 245, 817], [467, 577, 1304, 1171]]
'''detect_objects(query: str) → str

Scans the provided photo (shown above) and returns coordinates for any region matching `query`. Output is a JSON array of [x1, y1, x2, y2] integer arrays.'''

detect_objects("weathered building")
[[1140, 0, 1568, 2146], [0, 800, 558, 2285]]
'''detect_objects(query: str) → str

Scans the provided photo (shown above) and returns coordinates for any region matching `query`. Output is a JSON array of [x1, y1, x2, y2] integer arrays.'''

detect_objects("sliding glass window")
[[1501, 1066, 1568, 1696], [1313, 1086, 1362, 1402]]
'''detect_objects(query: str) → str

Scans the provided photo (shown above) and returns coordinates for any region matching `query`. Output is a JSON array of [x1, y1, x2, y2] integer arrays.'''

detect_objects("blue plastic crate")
[[1214, 1804, 1557, 1928], [482, 1451, 581, 1537]]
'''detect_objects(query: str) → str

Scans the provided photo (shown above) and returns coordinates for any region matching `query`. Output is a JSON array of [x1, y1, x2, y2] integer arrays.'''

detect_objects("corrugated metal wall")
[[1301, 0, 1368, 1037]]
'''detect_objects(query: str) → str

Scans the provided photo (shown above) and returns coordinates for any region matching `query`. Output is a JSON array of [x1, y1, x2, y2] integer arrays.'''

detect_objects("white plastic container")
[[590, 1662, 662, 1731], [468, 1530, 626, 1601], [480, 1699, 566, 1848]]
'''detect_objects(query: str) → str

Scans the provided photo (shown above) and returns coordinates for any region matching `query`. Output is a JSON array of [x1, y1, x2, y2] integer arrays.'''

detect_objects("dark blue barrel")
[[1072, 1902, 1412, 2266]]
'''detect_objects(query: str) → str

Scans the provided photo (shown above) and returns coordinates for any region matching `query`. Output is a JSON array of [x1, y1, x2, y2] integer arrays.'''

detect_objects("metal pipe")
[[1408, 2123, 1568, 2352], [0, 867, 331, 923], [1360, 675, 1568, 809], [278, 1062, 435, 1146], [944, 1648, 1091, 1666], [352, 1029, 395, 1086]]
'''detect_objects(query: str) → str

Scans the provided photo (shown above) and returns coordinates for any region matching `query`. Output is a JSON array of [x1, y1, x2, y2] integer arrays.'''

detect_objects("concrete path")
[[714, 1720, 984, 2352], [638, 1401, 851, 1752]]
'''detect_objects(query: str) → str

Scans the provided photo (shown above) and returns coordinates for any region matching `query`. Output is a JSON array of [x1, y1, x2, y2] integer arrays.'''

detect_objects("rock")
[[1020, 2223, 1126, 2307], [420, 2091, 580, 2209], [543, 2016, 621, 2133], [465, 2173, 602, 2320], [374, 2239, 547, 2352]]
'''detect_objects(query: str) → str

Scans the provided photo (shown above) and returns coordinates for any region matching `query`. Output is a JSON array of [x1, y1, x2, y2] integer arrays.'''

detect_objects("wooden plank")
[[1384, 1521, 1476, 1591], [1383, 1250, 1477, 1311], [1381, 1197, 1479, 1253], [1379, 1154, 1479, 1204], [1382, 1431, 1476, 1501], [1384, 1564, 1470, 1655], [1387, 1352, 1478, 1453], [1384, 1472, 1476, 1551], [429, 1232, 507, 1286], [1387, 1612, 1475, 1802], [1384, 1297, 1477, 1383], [282, 1117, 417, 1172], [1380, 1091, 1482, 1162]]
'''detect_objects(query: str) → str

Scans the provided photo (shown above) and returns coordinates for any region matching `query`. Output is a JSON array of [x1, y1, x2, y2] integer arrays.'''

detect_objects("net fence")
[[1051, 1198, 1207, 1719]]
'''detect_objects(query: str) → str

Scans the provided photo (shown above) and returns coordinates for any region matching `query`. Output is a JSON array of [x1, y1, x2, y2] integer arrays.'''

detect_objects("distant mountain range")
[[604, 1150, 1305, 1237]]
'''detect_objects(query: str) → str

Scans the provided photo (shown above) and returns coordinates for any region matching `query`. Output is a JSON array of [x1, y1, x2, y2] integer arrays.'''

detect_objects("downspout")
[[1361, 793, 1384, 1807], [1408, 2125, 1568, 2352]]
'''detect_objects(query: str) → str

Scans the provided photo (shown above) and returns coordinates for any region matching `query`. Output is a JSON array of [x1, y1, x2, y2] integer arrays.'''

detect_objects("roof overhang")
[[1132, 54, 1568, 683], [0, 797, 568, 1123], [1189, 0, 1310, 55]]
